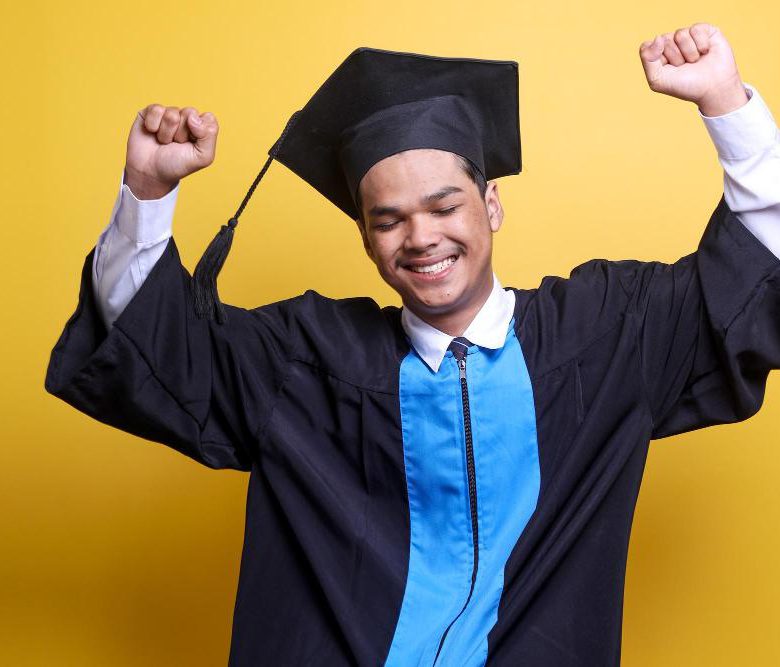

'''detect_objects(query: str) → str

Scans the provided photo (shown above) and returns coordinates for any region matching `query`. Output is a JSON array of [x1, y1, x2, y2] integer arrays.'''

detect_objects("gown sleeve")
[[44, 236, 295, 471], [636, 197, 780, 438], [530, 196, 780, 440], [562, 196, 779, 439]]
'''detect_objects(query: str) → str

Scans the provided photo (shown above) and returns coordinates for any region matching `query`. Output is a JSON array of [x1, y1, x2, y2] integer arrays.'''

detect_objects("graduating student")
[[45, 23, 780, 666]]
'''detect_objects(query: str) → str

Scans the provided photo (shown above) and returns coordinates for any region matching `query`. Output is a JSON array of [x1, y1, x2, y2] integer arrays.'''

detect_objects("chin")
[[385, 270, 468, 316], [406, 289, 465, 316]]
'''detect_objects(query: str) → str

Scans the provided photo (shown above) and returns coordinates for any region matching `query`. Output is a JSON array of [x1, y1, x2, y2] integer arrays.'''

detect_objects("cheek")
[[367, 235, 399, 272], [455, 213, 491, 254]]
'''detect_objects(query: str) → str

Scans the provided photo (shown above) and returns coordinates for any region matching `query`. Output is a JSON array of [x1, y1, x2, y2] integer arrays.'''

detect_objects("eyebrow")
[[367, 185, 464, 218]]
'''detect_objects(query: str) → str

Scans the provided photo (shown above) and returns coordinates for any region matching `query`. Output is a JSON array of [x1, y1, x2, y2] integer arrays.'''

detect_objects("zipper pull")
[[458, 356, 466, 380]]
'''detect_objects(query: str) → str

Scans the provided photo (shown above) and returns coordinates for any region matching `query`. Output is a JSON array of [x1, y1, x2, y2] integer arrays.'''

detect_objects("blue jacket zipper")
[[433, 354, 480, 664]]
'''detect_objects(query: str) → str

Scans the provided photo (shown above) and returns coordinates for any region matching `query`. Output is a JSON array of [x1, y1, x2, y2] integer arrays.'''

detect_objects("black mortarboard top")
[[192, 46, 521, 324]]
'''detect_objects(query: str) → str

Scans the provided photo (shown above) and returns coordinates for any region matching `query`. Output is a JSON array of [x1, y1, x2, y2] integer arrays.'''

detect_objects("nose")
[[403, 214, 442, 252]]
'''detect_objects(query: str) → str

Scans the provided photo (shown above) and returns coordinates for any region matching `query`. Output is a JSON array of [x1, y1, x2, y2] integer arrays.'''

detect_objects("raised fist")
[[639, 23, 748, 117], [124, 104, 219, 199]]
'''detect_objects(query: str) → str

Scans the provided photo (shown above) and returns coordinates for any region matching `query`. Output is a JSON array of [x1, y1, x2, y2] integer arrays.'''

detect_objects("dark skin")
[[356, 148, 505, 337]]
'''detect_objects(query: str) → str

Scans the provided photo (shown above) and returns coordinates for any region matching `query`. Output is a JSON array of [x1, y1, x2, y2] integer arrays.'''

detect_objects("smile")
[[403, 255, 458, 280]]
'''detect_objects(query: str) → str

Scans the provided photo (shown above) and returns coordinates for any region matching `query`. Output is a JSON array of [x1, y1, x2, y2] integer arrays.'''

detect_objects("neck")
[[407, 272, 495, 337]]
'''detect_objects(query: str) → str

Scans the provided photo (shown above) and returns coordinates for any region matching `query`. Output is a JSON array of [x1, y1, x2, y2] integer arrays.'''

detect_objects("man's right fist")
[[124, 104, 219, 199]]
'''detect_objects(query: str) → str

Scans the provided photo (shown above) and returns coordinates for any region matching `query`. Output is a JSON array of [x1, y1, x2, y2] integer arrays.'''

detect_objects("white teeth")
[[408, 256, 456, 274]]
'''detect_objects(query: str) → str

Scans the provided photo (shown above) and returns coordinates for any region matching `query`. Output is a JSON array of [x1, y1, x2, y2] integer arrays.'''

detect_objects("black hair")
[[355, 152, 488, 226], [455, 154, 488, 199]]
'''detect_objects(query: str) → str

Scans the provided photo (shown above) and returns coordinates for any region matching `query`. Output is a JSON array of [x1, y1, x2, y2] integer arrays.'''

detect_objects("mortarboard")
[[192, 46, 522, 324]]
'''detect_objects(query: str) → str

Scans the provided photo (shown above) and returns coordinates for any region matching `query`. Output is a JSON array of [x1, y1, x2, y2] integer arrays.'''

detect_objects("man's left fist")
[[639, 23, 748, 116]]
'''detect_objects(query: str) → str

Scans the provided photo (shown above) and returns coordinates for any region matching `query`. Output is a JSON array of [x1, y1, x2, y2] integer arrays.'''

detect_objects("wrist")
[[124, 165, 178, 200], [698, 80, 749, 117]]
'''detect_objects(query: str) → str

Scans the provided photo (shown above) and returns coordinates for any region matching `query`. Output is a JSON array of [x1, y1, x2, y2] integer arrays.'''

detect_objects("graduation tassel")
[[192, 214, 240, 324], [192, 111, 301, 324]]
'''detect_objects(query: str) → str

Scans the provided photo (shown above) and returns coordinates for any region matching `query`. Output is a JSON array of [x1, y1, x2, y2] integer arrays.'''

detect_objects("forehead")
[[357, 149, 467, 202]]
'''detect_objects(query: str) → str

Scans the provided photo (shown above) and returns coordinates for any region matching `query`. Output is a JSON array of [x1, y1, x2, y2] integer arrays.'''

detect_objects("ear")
[[355, 217, 375, 261], [484, 181, 504, 233]]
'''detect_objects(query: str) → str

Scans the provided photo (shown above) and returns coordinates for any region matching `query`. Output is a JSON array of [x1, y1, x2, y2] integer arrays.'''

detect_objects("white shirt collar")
[[400, 274, 517, 373]]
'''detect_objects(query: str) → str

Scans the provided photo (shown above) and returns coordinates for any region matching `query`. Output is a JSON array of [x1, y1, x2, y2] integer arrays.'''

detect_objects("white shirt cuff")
[[700, 83, 780, 160], [115, 169, 179, 244]]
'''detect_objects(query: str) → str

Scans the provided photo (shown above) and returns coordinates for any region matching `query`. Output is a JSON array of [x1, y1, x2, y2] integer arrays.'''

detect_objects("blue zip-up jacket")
[[45, 197, 780, 665]]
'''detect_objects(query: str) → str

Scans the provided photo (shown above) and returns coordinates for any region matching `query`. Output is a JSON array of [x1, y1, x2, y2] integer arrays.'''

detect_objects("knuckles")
[[690, 22, 714, 34], [202, 112, 219, 130], [161, 107, 180, 124], [137, 104, 219, 136]]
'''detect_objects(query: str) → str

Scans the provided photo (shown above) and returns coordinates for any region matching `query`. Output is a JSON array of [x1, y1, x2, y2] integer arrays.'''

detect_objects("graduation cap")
[[192, 46, 522, 324]]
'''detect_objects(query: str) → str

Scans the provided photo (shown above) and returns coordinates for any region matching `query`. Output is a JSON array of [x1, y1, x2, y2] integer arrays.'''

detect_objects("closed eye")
[[372, 205, 459, 230]]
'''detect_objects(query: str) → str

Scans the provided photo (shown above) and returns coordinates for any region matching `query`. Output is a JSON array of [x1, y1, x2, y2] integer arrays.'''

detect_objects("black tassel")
[[192, 217, 238, 324], [191, 111, 300, 324]]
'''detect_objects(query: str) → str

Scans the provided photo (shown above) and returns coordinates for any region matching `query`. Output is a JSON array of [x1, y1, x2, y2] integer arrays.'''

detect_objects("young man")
[[45, 24, 780, 666]]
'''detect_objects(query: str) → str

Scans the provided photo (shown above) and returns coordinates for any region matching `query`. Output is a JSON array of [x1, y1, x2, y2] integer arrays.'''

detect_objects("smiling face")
[[355, 148, 504, 335]]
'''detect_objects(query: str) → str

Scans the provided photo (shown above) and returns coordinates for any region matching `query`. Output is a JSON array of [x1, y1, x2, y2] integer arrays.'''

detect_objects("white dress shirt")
[[401, 275, 517, 372], [93, 83, 780, 373]]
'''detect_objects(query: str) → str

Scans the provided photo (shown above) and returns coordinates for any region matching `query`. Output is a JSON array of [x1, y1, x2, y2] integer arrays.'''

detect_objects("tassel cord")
[[192, 111, 301, 323]]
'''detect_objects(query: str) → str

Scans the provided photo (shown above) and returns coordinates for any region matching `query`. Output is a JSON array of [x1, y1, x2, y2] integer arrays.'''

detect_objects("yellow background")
[[3, 0, 779, 664]]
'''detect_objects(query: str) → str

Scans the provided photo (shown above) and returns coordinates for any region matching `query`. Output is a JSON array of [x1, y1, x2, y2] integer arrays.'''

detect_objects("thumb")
[[639, 35, 666, 91], [187, 112, 218, 166]]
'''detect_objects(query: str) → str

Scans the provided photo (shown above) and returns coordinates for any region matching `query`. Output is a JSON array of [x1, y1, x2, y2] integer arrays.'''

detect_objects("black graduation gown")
[[44, 196, 780, 666]]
